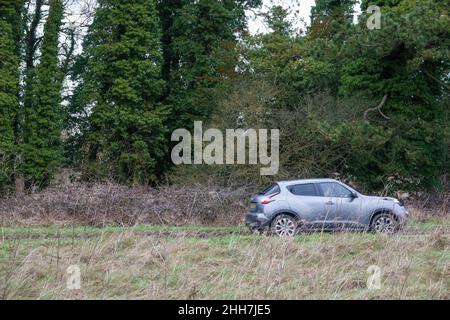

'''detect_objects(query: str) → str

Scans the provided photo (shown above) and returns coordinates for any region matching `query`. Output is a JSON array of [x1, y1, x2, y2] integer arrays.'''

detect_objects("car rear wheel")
[[271, 214, 297, 237], [371, 213, 398, 234]]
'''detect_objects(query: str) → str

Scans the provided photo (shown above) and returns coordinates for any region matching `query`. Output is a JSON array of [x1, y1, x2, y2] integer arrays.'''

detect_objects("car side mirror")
[[348, 192, 358, 200]]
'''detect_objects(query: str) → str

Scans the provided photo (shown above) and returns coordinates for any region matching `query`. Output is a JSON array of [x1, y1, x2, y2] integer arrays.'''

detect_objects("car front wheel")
[[371, 213, 398, 234], [271, 214, 298, 237]]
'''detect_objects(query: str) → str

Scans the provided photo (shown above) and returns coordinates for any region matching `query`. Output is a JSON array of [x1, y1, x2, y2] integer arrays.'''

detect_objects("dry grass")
[[0, 219, 448, 300], [0, 183, 448, 299]]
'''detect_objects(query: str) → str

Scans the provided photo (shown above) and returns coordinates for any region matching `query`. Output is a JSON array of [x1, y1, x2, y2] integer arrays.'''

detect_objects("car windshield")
[[259, 183, 280, 195]]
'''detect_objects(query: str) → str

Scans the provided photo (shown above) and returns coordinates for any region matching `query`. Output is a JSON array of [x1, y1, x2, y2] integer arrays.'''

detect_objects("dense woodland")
[[0, 0, 449, 195]]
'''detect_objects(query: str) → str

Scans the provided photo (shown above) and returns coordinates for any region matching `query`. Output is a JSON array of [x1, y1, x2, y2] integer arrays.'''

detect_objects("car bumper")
[[398, 215, 408, 230], [245, 212, 271, 230], [397, 207, 409, 229]]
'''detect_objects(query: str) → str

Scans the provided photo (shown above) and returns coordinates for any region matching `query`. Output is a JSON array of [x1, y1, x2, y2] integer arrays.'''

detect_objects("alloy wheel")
[[373, 215, 396, 234], [274, 217, 296, 237]]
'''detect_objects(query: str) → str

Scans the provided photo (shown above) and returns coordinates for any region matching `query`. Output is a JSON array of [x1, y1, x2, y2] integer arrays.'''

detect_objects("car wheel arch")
[[370, 209, 398, 225], [270, 210, 301, 225]]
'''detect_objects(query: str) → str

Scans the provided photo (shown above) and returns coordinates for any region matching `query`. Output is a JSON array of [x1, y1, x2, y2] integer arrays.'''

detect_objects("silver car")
[[245, 179, 408, 236]]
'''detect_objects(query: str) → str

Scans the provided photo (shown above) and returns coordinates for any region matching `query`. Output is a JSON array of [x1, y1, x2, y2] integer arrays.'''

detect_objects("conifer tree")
[[21, 0, 64, 187], [0, 1, 22, 191], [75, 0, 168, 184], [158, 0, 262, 129]]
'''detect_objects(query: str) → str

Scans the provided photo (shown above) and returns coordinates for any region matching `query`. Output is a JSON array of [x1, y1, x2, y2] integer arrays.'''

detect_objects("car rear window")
[[288, 183, 317, 196], [259, 183, 280, 196]]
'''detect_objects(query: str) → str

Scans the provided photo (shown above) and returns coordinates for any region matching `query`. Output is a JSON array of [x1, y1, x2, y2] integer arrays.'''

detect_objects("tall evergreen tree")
[[158, 0, 262, 129], [21, 0, 64, 187], [0, 1, 22, 191], [310, 0, 356, 38], [243, 5, 341, 100], [75, 0, 168, 184], [338, 0, 450, 189], [22, 0, 45, 117], [242, 0, 448, 191]]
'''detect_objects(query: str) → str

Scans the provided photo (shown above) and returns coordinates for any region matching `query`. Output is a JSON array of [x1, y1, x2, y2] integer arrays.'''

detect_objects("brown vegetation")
[[0, 181, 448, 228], [0, 182, 254, 227], [1, 228, 448, 299]]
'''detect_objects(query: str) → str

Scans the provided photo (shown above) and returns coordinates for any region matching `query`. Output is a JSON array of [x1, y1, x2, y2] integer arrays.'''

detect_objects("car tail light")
[[260, 192, 279, 205]]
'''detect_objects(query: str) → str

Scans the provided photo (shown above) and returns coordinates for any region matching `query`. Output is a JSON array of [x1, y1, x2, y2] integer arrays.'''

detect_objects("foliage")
[[238, 0, 449, 191], [72, 0, 169, 184], [338, 0, 450, 189], [0, 0, 448, 193], [0, 1, 22, 191], [20, 0, 64, 188], [158, 0, 262, 130]]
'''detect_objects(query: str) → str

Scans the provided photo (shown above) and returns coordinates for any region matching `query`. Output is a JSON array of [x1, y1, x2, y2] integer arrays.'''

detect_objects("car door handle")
[[326, 201, 334, 205]]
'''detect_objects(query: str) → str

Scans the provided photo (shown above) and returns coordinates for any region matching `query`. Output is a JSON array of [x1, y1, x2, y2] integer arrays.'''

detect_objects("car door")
[[334, 184, 365, 228], [316, 182, 340, 224], [317, 182, 363, 229], [285, 183, 325, 226]]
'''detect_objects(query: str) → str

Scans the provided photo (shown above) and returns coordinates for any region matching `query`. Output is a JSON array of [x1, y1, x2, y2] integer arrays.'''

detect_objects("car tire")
[[371, 213, 399, 234], [271, 214, 298, 237]]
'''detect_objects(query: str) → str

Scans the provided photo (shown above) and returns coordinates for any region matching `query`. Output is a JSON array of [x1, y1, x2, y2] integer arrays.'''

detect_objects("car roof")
[[276, 178, 339, 186]]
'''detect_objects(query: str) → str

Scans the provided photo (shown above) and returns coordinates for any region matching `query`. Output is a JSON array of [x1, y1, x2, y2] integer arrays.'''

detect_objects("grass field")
[[0, 218, 449, 300]]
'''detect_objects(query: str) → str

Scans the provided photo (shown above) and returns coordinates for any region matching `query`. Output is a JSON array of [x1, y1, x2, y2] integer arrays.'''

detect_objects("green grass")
[[407, 218, 450, 230], [0, 224, 245, 240], [0, 218, 448, 300], [0, 216, 446, 239]]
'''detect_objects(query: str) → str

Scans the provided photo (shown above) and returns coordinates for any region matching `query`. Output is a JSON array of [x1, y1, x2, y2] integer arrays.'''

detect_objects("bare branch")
[[364, 95, 389, 123], [61, 27, 76, 76], [422, 69, 450, 91]]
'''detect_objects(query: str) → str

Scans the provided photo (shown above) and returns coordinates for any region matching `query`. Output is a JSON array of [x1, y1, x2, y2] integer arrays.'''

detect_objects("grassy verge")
[[0, 225, 246, 240], [0, 218, 448, 299]]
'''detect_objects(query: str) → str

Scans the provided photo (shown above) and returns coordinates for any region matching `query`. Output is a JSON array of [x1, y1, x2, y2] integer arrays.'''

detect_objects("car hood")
[[362, 195, 399, 203]]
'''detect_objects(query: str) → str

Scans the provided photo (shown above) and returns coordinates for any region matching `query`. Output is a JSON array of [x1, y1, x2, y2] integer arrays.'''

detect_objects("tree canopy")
[[0, 0, 448, 193]]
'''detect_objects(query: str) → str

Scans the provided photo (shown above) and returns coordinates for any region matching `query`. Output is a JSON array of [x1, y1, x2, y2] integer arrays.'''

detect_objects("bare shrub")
[[0, 178, 448, 227], [406, 192, 450, 220], [0, 182, 255, 227]]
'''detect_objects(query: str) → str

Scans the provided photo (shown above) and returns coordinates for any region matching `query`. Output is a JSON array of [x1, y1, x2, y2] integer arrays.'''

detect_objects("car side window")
[[288, 183, 317, 196], [318, 182, 352, 198]]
